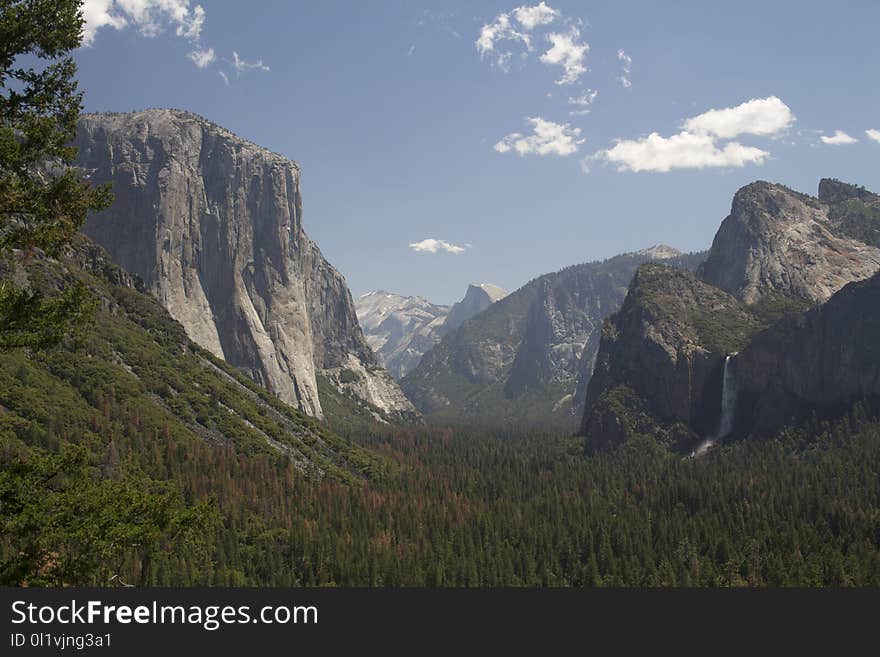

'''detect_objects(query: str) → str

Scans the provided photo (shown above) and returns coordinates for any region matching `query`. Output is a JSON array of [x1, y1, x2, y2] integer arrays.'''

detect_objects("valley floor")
[[4, 398, 880, 586]]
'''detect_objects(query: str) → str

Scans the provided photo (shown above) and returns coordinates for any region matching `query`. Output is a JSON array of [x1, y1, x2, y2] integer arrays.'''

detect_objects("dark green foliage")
[[584, 385, 695, 453], [749, 292, 815, 326], [0, 0, 113, 349], [0, 239, 391, 585], [337, 368, 361, 384], [0, 439, 217, 586], [826, 199, 880, 248]]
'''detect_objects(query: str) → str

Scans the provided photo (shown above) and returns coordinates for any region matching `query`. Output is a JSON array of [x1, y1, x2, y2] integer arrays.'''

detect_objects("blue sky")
[[75, 1, 880, 304]]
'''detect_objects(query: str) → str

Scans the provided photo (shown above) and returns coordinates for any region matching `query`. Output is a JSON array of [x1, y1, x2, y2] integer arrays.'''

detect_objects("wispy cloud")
[[476, 12, 532, 69], [617, 49, 632, 88], [409, 239, 469, 254], [568, 89, 598, 115], [586, 96, 794, 173], [820, 130, 858, 145], [494, 117, 585, 156], [187, 47, 215, 69], [866, 129, 880, 144], [232, 51, 271, 74], [81, 1, 269, 82]]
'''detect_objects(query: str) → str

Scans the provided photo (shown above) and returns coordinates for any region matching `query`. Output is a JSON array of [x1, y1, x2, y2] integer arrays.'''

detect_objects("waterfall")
[[692, 354, 737, 457]]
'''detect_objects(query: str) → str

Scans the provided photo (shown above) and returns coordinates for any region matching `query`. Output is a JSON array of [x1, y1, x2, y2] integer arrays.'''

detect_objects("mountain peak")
[[699, 178, 880, 304], [469, 283, 508, 302], [637, 244, 682, 260], [818, 178, 880, 205], [445, 283, 508, 331]]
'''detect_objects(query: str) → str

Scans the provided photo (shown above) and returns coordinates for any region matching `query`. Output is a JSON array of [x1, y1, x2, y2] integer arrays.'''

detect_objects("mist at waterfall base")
[[692, 355, 737, 457]]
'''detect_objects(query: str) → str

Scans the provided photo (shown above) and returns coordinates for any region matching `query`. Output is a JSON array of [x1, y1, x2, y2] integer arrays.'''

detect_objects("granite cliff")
[[733, 270, 880, 436], [74, 109, 414, 420], [582, 179, 880, 452]]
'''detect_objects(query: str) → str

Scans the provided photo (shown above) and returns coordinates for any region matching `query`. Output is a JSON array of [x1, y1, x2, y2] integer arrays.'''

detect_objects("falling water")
[[692, 354, 737, 457]]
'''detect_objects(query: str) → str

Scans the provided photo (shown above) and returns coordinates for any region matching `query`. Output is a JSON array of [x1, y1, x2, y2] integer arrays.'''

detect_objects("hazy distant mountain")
[[401, 246, 704, 427], [444, 284, 508, 332], [355, 291, 451, 379], [355, 283, 508, 379]]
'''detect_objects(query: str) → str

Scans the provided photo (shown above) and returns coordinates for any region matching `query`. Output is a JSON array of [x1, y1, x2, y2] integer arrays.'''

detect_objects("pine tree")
[[0, 0, 111, 349]]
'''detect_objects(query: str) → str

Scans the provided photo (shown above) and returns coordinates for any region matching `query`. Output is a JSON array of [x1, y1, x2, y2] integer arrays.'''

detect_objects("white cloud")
[[409, 239, 469, 254], [512, 2, 559, 30], [568, 89, 597, 115], [187, 47, 215, 69], [218, 70, 229, 86], [81, 1, 126, 45], [475, 12, 531, 69], [232, 51, 270, 74], [593, 132, 769, 173], [540, 27, 589, 84], [617, 49, 632, 88], [475, 3, 563, 70], [820, 130, 858, 145], [866, 129, 880, 143], [682, 96, 794, 139], [494, 117, 585, 156], [81, 0, 205, 46], [569, 90, 598, 106], [587, 96, 793, 173]]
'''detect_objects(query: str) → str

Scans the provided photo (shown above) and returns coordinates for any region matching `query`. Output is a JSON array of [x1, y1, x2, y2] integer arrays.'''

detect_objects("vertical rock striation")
[[74, 109, 414, 419]]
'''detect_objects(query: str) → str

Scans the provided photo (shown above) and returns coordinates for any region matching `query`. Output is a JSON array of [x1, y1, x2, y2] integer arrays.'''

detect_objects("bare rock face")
[[582, 178, 880, 452], [698, 181, 880, 304], [733, 271, 880, 436], [443, 284, 507, 332], [353, 283, 507, 381], [354, 291, 450, 380], [74, 109, 415, 419], [402, 250, 704, 424]]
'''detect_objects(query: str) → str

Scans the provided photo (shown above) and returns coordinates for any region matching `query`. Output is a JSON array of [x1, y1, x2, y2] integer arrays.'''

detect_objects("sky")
[[74, 0, 880, 304]]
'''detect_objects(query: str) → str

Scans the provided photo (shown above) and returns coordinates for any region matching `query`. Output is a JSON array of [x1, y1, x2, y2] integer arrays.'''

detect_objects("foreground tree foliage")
[[0, 0, 111, 349]]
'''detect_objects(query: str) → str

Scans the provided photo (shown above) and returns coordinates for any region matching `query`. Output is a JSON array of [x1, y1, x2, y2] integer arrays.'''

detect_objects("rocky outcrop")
[[733, 271, 880, 436], [698, 181, 880, 304], [74, 109, 415, 420], [582, 178, 880, 452], [581, 264, 761, 452], [443, 284, 507, 332]]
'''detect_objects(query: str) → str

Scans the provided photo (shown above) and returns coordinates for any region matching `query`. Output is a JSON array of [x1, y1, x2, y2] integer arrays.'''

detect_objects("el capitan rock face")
[[74, 109, 415, 420]]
